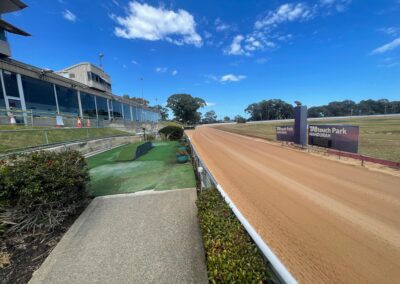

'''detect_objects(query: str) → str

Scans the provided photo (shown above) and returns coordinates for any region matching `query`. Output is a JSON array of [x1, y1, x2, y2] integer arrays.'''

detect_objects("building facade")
[[0, 0, 160, 125], [0, 58, 160, 124]]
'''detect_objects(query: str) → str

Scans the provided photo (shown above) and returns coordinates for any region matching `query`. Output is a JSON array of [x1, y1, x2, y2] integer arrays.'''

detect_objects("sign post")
[[294, 105, 307, 146]]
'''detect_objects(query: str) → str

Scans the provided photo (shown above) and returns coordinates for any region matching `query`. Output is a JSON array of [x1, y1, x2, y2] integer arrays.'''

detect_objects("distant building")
[[0, 1, 159, 124], [0, 0, 30, 57], [56, 63, 112, 94]]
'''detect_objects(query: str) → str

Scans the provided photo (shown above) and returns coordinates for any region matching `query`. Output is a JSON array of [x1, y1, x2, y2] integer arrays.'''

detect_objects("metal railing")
[[189, 137, 297, 284]]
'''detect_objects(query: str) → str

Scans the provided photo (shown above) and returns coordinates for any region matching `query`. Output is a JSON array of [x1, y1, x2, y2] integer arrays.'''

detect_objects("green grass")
[[0, 128, 130, 154], [214, 116, 400, 162], [87, 141, 196, 196], [197, 187, 273, 283]]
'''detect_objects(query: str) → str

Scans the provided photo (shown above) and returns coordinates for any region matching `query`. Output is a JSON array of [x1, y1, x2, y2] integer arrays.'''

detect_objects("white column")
[[0, 70, 10, 112], [94, 96, 99, 119], [53, 84, 60, 114], [77, 90, 83, 118], [130, 105, 133, 121], [16, 74, 27, 124]]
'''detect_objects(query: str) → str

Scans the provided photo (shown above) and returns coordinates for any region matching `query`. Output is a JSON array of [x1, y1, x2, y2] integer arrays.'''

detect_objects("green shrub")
[[145, 133, 156, 141], [0, 150, 89, 234], [197, 187, 273, 283], [158, 125, 184, 140]]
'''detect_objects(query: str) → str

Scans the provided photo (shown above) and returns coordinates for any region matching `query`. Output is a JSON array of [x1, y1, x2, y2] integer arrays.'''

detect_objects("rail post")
[[44, 130, 49, 145]]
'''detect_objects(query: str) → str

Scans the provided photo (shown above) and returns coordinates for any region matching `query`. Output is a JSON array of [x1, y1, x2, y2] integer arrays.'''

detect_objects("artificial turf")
[[87, 141, 196, 196]]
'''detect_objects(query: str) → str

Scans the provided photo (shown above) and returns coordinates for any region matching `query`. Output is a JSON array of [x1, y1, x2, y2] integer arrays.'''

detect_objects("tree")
[[234, 115, 247, 123], [122, 95, 149, 106], [223, 116, 231, 122], [166, 94, 206, 124], [245, 99, 294, 121], [153, 104, 169, 120], [202, 110, 217, 124]]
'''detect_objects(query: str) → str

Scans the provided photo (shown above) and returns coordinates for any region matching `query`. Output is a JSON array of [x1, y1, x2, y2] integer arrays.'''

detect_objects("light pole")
[[140, 77, 144, 123]]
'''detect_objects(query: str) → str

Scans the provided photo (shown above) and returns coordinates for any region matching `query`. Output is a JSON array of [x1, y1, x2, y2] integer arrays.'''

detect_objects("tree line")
[[129, 92, 400, 124], [245, 98, 400, 121]]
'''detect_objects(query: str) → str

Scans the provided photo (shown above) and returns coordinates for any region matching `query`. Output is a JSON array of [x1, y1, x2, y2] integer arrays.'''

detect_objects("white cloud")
[[225, 35, 249, 56], [155, 67, 168, 73], [320, 0, 352, 12], [378, 27, 400, 37], [215, 18, 230, 32], [112, 0, 120, 7], [220, 74, 246, 82], [226, 34, 276, 56], [205, 74, 246, 83], [370, 38, 400, 55], [131, 60, 138, 64], [172, 70, 178, 76], [224, 1, 351, 57], [255, 57, 269, 64], [122, 64, 127, 69], [63, 10, 77, 22], [206, 102, 216, 107], [112, 1, 202, 47], [255, 3, 314, 30]]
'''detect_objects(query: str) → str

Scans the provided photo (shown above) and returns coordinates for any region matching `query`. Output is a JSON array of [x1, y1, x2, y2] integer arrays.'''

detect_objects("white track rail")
[[189, 137, 297, 284]]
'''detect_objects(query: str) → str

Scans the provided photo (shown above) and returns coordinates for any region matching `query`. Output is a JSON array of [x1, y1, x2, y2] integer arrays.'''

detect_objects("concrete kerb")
[[188, 136, 298, 284]]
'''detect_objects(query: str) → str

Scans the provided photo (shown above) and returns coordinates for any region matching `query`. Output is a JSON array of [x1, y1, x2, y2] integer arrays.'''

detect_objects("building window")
[[21, 75, 57, 112], [55, 85, 79, 115], [2, 70, 20, 98], [136, 107, 143, 122], [96, 96, 108, 119], [123, 104, 131, 120], [112, 100, 122, 118], [69, 73, 75, 78], [80, 92, 97, 117]]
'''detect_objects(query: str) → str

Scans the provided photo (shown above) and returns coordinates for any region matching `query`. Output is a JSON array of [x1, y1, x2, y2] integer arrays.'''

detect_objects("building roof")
[[0, 19, 30, 36], [0, 0, 27, 14]]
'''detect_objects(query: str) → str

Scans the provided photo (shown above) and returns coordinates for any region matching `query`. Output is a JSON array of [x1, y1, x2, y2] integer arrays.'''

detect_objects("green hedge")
[[197, 187, 273, 283], [0, 150, 89, 234], [158, 125, 184, 140]]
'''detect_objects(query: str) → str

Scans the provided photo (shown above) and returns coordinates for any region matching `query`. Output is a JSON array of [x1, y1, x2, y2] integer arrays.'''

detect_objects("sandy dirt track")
[[187, 126, 400, 283]]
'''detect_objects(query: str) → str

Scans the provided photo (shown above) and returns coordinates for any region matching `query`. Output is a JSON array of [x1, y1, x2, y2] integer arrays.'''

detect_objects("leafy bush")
[[145, 133, 156, 141], [159, 125, 184, 140], [197, 187, 273, 283], [0, 150, 89, 234]]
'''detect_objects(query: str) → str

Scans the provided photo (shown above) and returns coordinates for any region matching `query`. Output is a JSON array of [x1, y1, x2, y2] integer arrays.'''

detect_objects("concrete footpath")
[[29, 188, 208, 284]]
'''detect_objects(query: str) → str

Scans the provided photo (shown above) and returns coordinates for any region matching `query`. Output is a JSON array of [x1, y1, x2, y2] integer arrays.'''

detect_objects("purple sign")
[[276, 125, 294, 142], [308, 125, 359, 153]]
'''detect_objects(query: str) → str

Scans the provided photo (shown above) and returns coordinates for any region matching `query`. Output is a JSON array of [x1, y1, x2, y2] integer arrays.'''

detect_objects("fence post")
[[31, 110, 34, 127], [86, 127, 89, 139], [44, 130, 49, 144]]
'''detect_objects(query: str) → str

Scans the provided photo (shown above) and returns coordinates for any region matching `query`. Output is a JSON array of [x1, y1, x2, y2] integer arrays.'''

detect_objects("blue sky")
[[5, 0, 400, 118]]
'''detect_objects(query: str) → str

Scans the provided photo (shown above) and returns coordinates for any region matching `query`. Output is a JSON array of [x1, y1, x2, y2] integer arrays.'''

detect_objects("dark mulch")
[[0, 201, 89, 284]]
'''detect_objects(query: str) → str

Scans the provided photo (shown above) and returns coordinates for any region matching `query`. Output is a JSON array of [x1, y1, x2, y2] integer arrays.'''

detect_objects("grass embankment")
[[214, 116, 400, 162], [197, 187, 273, 283], [0, 127, 130, 154], [88, 141, 196, 196]]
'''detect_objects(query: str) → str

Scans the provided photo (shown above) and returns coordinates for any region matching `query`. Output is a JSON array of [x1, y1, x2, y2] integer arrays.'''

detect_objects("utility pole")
[[140, 77, 144, 122]]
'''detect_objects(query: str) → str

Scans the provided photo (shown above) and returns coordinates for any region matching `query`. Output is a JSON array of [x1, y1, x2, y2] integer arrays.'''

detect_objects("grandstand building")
[[0, 0, 160, 125]]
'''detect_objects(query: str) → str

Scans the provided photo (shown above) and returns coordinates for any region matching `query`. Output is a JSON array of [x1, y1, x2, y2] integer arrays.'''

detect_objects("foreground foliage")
[[197, 187, 273, 283], [159, 125, 184, 140], [0, 150, 89, 234]]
